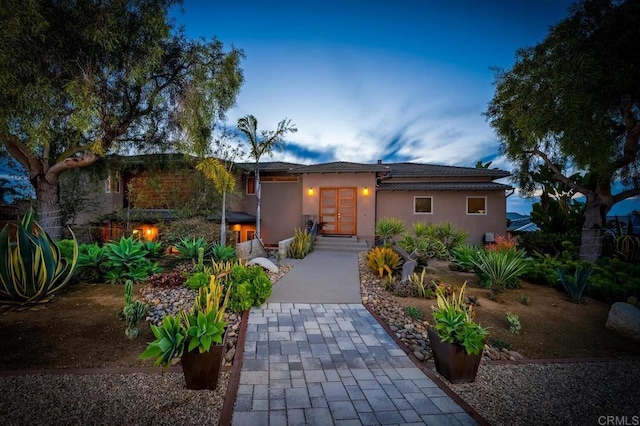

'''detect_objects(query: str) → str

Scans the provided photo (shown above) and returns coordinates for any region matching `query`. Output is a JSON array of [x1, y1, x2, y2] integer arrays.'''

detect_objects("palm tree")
[[196, 158, 235, 245], [237, 115, 297, 240]]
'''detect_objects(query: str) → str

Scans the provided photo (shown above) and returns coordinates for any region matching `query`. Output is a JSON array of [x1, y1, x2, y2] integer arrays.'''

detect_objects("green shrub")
[[228, 282, 254, 313], [404, 306, 423, 321], [184, 272, 211, 290], [225, 264, 272, 313], [491, 338, 511, 351], [142, 241, 163, 258], [76, 243, 107, 282], [506, 312, 521, 334], [366, 247, 401, 278], [375, 217, 405, 246], [0, 210, 78, 305], [56, 239, 77, 262], [287, 228, 312, 259], [103, 236, 162, 284], [472, 249, 529, 291], [398, 234, 448, 263]]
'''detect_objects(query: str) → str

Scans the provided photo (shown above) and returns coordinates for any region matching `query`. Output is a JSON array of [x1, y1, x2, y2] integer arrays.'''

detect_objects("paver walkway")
[[232, 250, 476, 425]]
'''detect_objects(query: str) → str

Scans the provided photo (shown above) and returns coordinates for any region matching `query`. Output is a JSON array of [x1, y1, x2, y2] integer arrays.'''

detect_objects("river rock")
[[247, 257, 279, 273], [606, 302, 640, 342]]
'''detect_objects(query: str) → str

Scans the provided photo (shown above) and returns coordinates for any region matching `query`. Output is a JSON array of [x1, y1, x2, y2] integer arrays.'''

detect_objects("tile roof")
[[291, 161, 390, 173], [377, 182, 513, 191], [236, 161, 304, 172], [382, 162, 510, 179]]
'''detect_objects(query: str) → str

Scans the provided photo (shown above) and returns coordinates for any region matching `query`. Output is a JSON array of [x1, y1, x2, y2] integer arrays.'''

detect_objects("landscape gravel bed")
[[0, 371, 229, 425], [445, 359, 640, 425], [358, 251, 640, 424]]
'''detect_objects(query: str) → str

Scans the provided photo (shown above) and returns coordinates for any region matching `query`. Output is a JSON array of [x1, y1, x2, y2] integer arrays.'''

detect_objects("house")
[[233, 161, 512, 246], [70, 156, 512, 246], [506, 212, 540, 233]]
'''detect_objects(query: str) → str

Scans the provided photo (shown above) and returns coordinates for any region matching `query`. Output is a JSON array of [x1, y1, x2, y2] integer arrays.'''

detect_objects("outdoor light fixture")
[[308, 187, 314, 196], [232, 224, 241, 231], [362, 187, 369, 196]]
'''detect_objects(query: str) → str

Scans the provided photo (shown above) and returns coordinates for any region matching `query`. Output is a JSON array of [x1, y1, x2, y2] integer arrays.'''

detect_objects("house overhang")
[[376, 182, 513, 191]]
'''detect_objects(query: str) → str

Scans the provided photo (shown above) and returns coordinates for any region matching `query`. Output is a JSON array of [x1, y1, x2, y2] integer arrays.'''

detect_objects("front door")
[[319, 187, 356, 235]]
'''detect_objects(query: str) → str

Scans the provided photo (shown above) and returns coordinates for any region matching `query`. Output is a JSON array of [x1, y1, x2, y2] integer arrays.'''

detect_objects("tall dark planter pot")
[[428, 327, 482, 384], [180, 335, 226, 390]]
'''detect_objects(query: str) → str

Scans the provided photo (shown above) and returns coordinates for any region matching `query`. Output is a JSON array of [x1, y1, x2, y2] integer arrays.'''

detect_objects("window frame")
[[413, 196, 433, 214], [466, 196, 487, 215]]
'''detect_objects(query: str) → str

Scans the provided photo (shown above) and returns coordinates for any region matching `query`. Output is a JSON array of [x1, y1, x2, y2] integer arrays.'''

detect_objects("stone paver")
[[232, 303, 476, 425]]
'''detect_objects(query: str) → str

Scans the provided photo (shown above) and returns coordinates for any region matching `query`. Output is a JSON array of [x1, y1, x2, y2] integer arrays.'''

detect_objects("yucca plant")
[[375, 217, 405, 246], [471, 249, 529, 291], [366, 246, 401, 278], [432, 221, 468, 251], [450, 244, 481, 271], [287, 228, 312, 259], [0, 210, 78, 305]]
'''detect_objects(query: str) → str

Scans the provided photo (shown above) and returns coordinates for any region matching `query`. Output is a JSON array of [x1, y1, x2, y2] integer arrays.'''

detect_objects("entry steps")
[[313, 235, 369, 252]]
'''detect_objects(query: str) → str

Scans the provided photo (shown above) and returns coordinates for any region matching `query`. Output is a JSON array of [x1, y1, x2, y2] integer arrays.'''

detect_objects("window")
[[414, 197, 433, 214], [105, 172, 121, 193], [246, 177, 255, 194], [467, 197, 487, 215], [247, 175, 298, 194]]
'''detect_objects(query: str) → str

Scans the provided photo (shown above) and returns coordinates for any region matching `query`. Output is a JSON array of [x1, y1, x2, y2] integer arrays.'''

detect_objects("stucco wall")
[[301, 173, 377, 242], [241, 179, 302, 245], [376, 190, 507, 244]]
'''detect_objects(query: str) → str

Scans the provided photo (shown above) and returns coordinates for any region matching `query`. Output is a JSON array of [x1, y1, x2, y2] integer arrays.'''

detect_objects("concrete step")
[[313, 236, 369, 252]]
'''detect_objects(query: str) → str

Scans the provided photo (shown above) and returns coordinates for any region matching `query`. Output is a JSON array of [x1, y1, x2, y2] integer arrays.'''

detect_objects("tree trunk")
[[220, 190, 226, 246], [254, 168, 261, 240], [578, 189, 613, 262], [36, 176, 62, 240]]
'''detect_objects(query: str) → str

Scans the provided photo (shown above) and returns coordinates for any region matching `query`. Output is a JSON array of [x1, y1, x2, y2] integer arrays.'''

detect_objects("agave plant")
[[0, 210, 78, 305], [557, 265, 592, 302], [210, 242, 236, 262]]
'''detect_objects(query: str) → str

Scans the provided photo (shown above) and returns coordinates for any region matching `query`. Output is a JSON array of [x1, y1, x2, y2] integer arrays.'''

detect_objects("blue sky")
[[2, 1, 637, 215], [171, 0, 638, 215]]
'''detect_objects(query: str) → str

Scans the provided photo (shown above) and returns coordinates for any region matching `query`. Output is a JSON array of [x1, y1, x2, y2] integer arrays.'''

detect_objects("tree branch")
[[613, 187, 640, 204], [46, 153, 99, 182], [613, 104, 640, 170], [2, 136, 42, 179], [531, 148, 591, 196]]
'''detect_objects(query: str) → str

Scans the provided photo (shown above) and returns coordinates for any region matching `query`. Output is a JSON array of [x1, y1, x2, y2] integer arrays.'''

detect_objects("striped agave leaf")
[[0, 210, 78, 305]]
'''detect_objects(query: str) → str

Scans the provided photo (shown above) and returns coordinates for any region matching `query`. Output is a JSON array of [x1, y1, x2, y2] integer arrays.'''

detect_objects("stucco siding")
[[376, 190, 507, 244], [301, 173, 377, 241], [252, 180, 302, 244]]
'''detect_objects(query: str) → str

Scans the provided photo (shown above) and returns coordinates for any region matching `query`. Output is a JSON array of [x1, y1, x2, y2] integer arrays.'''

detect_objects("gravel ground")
[[0, 371, 229, 426], [444, 358, 640, 425]]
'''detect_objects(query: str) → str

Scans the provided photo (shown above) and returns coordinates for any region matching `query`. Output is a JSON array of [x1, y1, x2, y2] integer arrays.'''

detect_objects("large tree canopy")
[[0, 0, 243, 238], [486, 0, 640, 261]]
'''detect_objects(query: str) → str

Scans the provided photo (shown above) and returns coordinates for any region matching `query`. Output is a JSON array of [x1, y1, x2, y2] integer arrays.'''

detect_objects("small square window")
[[467, 197, 487, 215], [414, 197, 433, 214]]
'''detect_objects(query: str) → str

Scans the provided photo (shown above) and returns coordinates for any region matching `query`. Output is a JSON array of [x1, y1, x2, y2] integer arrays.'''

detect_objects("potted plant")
[[428, 282, 489, 383], [139, 275, 231, 390]]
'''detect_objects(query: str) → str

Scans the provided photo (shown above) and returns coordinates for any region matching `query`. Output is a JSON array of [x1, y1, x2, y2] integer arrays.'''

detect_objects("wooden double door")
[[319, 188, 356, 235]]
